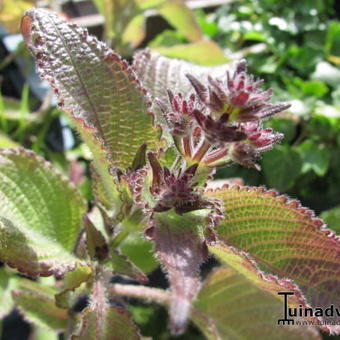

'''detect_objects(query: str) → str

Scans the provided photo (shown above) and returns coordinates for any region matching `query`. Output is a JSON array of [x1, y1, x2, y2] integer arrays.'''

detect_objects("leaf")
[[0, 148, 87, 277], [192, 255, 321, 340], [84, 214, 109, 261], [320, 206, 340, 234], [0, 0, 35, 33], [22, 9, 161, 193], [158, 0, 203, 42], [262, 145, 302, 191], [0, 134, 20, 148], [151, 210, 209, 335], [12, 283, 67, 331], [204, 184, 340, 334], [297, 140, 330, 176], [109, 249, 148, 283], [122, 14, 146, 47], [120, 232, 159, 274], [0, 267, 18, 318], [133, 49, 231, 138], [154, 40, 229, 66], [72, 277, 140, 340], [133, 49, 231, 103], [55, 264, 93, 309]]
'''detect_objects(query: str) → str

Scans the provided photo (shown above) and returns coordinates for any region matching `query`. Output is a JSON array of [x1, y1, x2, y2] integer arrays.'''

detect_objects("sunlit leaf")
[[22, 9, 162, 206], [158, 0, 203, 42], [154, 40, 229, 66], [0, 148, 87, 277], [204, 184, 340, 334], [193, 248, 321, 340]]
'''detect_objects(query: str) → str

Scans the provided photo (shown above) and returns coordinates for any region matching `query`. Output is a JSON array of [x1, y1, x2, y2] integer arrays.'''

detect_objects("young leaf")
[[193, 263, 321, 340], [109, 249, 148, 283], [55, 264, 93, 309], [204, 184, 340, 334], [0, 148, 87, 277], [22, 9, 162, 198], [12, 287, 67, 331]]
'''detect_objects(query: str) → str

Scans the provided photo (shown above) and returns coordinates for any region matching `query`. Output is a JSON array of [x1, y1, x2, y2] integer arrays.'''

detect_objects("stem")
[[110, 284, 170, 304], [193, 139, 211, 162]]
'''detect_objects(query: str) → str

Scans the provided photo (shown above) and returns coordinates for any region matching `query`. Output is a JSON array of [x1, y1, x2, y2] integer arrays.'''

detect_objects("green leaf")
[[262, 145, 302, 191], [193, 257, 321, 340], [265, 117, 297, 144], [204, 184, 340, 335], [0, 134, 20, 148], [30, 327, 59, 340], [55, 264, 93, 309], [320, 206, 340, 234], [122, 14, 146, 47], [0, 148, 87, 277], [107, 249, 148, 282], [23, 9, 162, 200], [84, 213, 109, 261], [297, 140, 330, 176], [154, 40, 229, 66], [12, 280, 67, 331], [158, 0, 203, 42], [120, 232, 159, 274], [0, 267, 18, 318]]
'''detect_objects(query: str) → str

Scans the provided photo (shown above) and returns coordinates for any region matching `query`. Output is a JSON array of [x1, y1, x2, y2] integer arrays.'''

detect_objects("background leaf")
[[262, 145, 302, 191], [158, 0, 203, 42]]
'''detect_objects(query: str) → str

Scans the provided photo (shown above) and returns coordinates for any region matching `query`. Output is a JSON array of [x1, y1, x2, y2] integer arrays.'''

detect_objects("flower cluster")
[[159, 59, 290, 169], [147, 152, 213, 214]]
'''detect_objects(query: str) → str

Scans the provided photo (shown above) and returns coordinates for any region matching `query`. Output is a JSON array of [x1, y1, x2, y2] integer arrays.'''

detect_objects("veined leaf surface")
[[0, 148, 88, 277], [204, 184, 340, 334], [193, 257, 321, 340], [22, 9, 161, 183]]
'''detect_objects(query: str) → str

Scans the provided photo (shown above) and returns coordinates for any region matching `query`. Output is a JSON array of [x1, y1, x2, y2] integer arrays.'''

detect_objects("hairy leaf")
[[12, 283, 67, 331], [205, 184, 340, 334], [151, 210, 209, 335], [0, 148, 87, 277], [22, 9, 161, 189], [109, 249, 148, 283], [72, 277, 140, 339], [55, 264, 93, 309], [158, 0, 203, 42], [120, 232, 159, 274], [193, 261, 321, 340], [133, 49, 230, 137]]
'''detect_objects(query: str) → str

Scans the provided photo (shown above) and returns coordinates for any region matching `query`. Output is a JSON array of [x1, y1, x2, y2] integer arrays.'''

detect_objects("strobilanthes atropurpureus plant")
[[0, 8, 339, 340]]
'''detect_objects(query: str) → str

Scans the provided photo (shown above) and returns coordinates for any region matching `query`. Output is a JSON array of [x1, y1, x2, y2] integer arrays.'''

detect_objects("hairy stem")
[[110, 284, 170, 304]]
